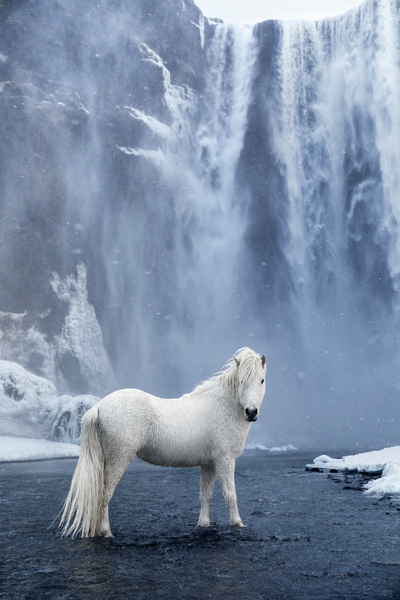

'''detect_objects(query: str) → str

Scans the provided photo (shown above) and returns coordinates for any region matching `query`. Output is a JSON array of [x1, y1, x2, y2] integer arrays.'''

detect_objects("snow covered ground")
[[308, 447, 400, 497], [0, 436, 79, 462]]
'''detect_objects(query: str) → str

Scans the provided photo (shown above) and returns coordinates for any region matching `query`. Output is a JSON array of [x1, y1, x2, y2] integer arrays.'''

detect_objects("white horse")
[[60, 347, 266, 537]]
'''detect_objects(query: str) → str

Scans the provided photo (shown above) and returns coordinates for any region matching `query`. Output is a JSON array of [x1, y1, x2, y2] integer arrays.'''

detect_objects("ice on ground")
[[0, 436, 79, 462], [308, 447, 400, 497], [245, 442, 298, 452]]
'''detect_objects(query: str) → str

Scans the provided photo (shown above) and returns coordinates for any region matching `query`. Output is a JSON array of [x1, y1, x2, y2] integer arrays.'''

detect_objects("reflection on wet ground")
[[1, 452, 400, 599]]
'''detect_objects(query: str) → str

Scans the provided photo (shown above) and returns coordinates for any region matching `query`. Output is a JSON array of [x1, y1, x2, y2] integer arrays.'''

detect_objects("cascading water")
[[1, 0, 400, 448], [102, 22, 258, 393], [242, 0, 400, 447]]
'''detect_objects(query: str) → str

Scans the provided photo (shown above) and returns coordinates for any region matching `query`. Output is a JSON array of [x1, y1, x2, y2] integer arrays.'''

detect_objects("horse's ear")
[[234, 355, 240, 367], [261, 354, 266, 368]]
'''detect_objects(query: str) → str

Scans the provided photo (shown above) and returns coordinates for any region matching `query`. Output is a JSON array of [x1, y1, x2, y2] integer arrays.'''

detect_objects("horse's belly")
[[137, 428, 210, 468], [137, 444, 205, 468]]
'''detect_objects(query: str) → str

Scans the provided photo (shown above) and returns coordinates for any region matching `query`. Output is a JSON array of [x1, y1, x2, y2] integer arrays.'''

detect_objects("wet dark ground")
[[1, 451, 400, 600]]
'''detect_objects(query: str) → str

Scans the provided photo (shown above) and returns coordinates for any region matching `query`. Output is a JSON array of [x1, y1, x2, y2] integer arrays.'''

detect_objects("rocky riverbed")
[[1, 451, 400, 599]]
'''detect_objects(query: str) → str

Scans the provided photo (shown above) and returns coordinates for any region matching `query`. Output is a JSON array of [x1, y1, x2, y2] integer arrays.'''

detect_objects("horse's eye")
[[261, 379, 264, 384]]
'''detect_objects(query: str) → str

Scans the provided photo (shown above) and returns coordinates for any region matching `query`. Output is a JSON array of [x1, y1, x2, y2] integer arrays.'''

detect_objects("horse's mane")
[[187, 348, 262, 398]]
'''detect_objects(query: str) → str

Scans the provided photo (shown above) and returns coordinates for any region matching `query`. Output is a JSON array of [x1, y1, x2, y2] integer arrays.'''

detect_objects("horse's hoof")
[[197, 520, 211, 527], [231, 521, 245, 527], [99, 530, 114, 538]]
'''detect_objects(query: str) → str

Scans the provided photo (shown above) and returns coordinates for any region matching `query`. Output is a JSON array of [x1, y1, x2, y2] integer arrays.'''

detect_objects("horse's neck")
[[210, 384, 243, 421], [187, 380, 236, 404]]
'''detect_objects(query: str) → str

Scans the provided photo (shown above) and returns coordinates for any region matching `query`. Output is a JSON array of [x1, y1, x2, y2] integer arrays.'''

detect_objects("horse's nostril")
[[245, 407, 258, 421]]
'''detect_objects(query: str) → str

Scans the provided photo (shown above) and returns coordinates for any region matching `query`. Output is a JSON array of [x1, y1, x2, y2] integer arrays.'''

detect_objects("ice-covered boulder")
[[307, 447, 400, 499], [51, 394, 100, 444], [0, 359, 101, 441], [0, 360, 59, 438]]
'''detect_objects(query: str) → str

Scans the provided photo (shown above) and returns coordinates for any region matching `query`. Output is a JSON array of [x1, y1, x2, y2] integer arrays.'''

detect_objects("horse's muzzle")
[[245, 407, 258, 421]]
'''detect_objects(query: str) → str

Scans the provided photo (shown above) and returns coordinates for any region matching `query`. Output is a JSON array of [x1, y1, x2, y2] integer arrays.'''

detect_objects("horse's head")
[[234, 349, 266, 422]]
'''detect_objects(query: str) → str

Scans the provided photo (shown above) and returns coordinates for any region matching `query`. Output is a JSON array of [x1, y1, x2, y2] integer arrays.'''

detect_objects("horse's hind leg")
[[216, 458, 244, 527], [198, 464, 216, 527], [98, 451, 133, 537]]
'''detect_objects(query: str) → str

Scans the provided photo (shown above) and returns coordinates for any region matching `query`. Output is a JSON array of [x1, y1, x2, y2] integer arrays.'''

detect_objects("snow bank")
[[270, 445, 298, 453], [245, 442, 298, 452], [0, 436, 79, 462], [307, 447, 400, 497]]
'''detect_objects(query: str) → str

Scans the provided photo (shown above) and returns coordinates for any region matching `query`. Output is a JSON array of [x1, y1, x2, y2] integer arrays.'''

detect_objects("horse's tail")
[[59, 405, 104, 538]]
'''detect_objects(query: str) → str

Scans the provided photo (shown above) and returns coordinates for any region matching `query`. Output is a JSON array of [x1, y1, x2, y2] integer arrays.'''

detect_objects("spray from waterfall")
[[104, 22, 258, 392]]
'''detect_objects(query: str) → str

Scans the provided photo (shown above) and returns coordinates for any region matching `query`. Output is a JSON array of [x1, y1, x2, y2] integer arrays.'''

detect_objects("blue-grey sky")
[[194, 0, 364, 23]]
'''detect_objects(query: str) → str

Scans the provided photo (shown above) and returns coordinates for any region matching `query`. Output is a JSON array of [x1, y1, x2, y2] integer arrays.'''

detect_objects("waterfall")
[[103, 23, 258, 392], [2, 0, 400, 448], [249, 0, 400, 447]]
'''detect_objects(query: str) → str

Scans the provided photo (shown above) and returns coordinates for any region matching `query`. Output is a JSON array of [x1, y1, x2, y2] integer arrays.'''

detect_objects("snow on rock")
[[0, 265, 115, 397], [123, 106, 171, 139], [307, 447, 400, 498], [0, 436, 79, 462], [51, 263, 115, 396], [117, 146, 167, 168], [138, 42, 196, 152], [0, 310, 57, 384]]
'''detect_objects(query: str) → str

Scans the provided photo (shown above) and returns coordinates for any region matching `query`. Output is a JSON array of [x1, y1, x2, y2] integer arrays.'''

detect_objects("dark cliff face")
[[0, 0, 206, 308], [0, 0, 213, 395], [240, 22, 293, 318]]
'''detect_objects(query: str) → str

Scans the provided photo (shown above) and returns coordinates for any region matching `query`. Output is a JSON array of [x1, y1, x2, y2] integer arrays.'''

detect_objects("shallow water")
[[1, 452, 400, 599]]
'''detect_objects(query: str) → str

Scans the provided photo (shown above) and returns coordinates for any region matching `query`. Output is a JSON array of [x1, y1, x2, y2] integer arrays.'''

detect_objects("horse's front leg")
[[216, 458, 244, 527], [198, 464, 216, 527]]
